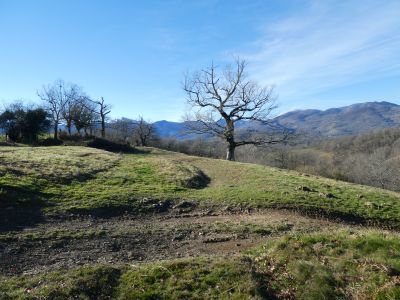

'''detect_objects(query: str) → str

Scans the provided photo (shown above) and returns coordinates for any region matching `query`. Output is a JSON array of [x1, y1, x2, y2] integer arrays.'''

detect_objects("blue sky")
[[0, 0, 399, 121]]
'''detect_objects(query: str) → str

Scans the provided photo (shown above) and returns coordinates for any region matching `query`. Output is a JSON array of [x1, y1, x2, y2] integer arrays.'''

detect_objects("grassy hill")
[[1, 145, 399, 227], [1, 145, 400, 299]]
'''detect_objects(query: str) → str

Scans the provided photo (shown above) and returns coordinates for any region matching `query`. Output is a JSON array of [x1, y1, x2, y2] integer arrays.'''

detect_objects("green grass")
[[0, 257, 259, 300], [184, 155, 400, 227], [2, 231, 400, 299], [182, 220, 293, 237], [2, 146, 400, 299], [1, 146, 400, 227], [249, 229, 400, 299], [0, 228, 108, 243]]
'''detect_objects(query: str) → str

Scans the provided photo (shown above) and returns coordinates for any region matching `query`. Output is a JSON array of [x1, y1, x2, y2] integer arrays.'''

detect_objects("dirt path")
[[0, 208, 349, 276]]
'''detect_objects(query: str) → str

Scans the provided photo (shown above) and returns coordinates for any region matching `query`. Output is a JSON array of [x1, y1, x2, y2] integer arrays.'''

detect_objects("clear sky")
[[0, 0, 399, 121]]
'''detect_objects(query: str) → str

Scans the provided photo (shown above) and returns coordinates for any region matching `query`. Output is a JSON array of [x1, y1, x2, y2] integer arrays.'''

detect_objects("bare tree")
[[38, 80, 66, 139], [110, 118, 135, 143], [61, 84, 82, 135], [71, 98, 97, 136], [183, 58, 287, 160], [367, 147, 394, 190], [91, 97, 111, 138], [134, 116, 157, 146]]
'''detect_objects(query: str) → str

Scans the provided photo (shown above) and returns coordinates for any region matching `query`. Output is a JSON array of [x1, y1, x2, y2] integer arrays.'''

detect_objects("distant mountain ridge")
[[153, 101, 400, 139], [274, 101, 400, 137]]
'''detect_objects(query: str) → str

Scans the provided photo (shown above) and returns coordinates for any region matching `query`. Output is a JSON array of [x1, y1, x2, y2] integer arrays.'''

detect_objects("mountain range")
[[153, 101, 400, 139]]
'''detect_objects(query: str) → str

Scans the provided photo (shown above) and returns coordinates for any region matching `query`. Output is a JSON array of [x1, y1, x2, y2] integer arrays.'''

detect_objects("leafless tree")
[[366, 147, 394, 189], [37, 80, 66, 139], [110, 118, 135, 143], [91, 97, 111, 138], [60, 84, 82, 135], [183, 58, 287, 160], [133, 116, 157, 146], [71, 97, 97, 136]]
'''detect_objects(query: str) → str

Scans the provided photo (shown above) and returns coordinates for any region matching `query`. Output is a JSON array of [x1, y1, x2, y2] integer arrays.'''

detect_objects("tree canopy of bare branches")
[[37, 80, 66, 139], [71, 97, 98, 136], [60, 84, 83, 135], [92, 97, 111, 138], [134, 116, 157, 146], [183, 58, 287, 160], [110, 118, 136, 143]]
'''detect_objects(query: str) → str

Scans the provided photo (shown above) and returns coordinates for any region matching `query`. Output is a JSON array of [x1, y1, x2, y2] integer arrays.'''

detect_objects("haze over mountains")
[[154, 101, 400, 139]]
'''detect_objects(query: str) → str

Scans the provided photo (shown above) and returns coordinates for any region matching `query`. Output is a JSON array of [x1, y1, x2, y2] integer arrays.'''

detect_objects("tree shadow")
[[0, 184, 53, 232], [182, 169, 211, 189], [0, 142, 24, 147], [85, 138, 150, 154]]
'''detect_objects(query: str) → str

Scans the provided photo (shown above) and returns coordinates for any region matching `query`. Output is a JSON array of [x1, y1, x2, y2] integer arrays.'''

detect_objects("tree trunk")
[[101, 117, 105, 138], [225, 119, 235, 161], [54, 123, 58, 140], [226, 143, 236, 161]]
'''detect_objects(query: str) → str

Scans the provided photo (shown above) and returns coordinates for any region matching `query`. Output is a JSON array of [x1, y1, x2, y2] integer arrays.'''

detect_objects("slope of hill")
[[1, 145, 400, 299], [1, 145, 399, 227], [153, 101, 400, 138], [275, 101, 400, 136]]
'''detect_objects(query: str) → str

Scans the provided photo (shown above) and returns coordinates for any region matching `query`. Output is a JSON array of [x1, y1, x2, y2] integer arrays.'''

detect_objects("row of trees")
[[2, 58, 287, 160], [0, 80, 158, 146], [37, 80, 111, 139]]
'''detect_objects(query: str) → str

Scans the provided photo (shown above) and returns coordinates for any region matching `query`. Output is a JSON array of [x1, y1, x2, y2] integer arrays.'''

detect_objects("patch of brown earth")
[[0, 208, 346, 276]]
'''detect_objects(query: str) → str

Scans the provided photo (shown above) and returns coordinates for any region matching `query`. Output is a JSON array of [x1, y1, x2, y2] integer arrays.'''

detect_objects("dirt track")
[[0, 207, 348, 276]]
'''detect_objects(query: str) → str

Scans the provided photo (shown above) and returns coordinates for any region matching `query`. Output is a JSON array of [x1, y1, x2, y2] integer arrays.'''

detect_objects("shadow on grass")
[[0, 142, 24, 147], [182, 169, 211, 189], [64, 199, 174, 219], [0, 185, 53, 232], [73, 138, 150, 155], [268, 204, 400, 230]]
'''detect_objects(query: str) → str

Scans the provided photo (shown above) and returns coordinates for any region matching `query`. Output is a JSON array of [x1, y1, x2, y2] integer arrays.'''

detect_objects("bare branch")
[[183, 58, 287, 160]]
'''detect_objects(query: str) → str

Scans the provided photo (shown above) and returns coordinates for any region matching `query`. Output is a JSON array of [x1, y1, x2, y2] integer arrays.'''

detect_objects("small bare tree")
[[94, 97, 111, 138], [134, 116, 156, 146], [184, 58, 287, 160], [38, 80, 66, 139], [60, 84, 82, 135], [111, 118, 135, 143], [71, 97, 97, 136]]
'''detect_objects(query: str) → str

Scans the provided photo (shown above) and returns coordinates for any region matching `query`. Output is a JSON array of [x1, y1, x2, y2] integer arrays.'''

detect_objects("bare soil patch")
[[0, 207, 348, 276]]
